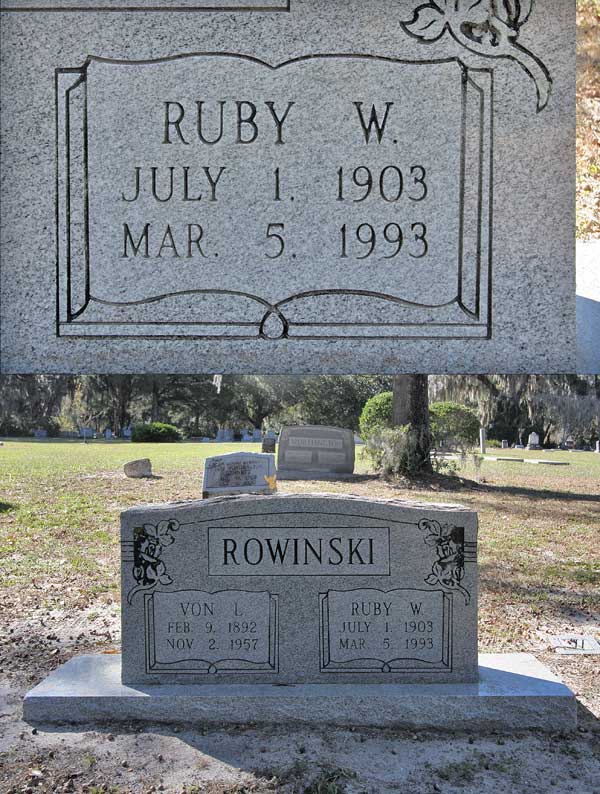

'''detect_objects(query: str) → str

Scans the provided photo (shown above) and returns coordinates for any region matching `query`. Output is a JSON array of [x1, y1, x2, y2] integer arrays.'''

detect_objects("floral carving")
[[402, 0, 552, 111], [127, 519, 180, 604], [419, 518, 470, 604]]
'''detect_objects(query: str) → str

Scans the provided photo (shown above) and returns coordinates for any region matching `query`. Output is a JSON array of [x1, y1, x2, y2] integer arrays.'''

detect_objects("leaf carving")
[[517, 0, 533, 27], [403, 2, 447, 41], [494, 0, 514, 26], [495, 0, 533, 29]]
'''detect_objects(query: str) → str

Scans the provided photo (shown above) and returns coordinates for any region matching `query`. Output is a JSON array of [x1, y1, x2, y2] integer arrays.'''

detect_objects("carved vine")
[[127, 519, 180, 604], [418, 518, 470, 604], [402, 0, 552, 111]]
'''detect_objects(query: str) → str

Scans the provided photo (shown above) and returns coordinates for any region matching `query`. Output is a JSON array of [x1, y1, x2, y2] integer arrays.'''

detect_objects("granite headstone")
[[202, 452, 276, 498], [262, 437, 276, 454], [0, 0, 577, 374], [120, 494, 478, 685], [23, 490, 577, 730], [277, 425, 355, 478]]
